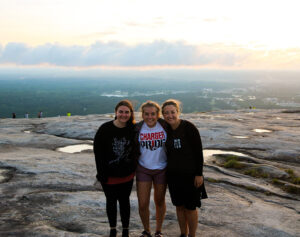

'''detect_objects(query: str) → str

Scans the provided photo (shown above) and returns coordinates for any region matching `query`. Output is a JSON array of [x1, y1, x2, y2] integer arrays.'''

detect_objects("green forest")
[[1, 77, 299, 118]]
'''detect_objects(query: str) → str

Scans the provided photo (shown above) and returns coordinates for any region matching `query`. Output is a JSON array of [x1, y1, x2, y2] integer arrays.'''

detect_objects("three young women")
[[93, 100, 136, 237], [94, 99, 207, 237], [162, 99, 207, 237], [135, 101, 168, 237]]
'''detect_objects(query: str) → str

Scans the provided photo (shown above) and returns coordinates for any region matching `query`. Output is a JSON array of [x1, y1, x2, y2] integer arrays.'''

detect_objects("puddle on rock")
[[56, 144, 93, 153], [253, 129, 272, 133], [0, 169, 7, 182], [23, 131, 31, 134], [57, 145, 251, 162], [232, 136, 249, 139], [203, 149, 249, 162]]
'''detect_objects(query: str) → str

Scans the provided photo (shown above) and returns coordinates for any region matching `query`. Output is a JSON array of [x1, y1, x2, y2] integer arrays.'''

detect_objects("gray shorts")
[[136, 164, 167, 184]]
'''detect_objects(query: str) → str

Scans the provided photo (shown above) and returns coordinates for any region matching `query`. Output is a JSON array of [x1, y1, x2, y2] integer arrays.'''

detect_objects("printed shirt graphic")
[[173, 138, 181, 149], [138, 122, 167, 170], [109, 137, 131, 165]]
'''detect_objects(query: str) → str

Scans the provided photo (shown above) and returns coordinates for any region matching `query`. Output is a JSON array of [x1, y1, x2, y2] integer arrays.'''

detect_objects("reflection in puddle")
[[57, 144, 93, 153], [232, 136, 249, 139], [253, 129, 271, 133], [204, 149, 248, 157], [0, 169, 7, 182], [58, 146, 250, 163], [203, 149, 249, 162], [24, 131, 31, 134]]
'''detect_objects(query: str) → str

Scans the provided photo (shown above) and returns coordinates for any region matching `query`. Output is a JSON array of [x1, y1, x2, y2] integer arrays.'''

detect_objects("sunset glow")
[[1, 0, 299, 69]]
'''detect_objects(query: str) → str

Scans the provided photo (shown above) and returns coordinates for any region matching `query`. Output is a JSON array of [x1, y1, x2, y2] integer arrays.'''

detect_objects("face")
[[142, 106, 159, 128], [115, 105, 131, 124], [162, 105, 180, 126]]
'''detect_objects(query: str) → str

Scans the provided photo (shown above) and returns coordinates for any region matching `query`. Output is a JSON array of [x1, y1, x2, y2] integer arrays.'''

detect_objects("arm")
[[93, 124, 108, 183], [132, 122, 143, 162], [186, 121, 204, 176], [187, 122, 204, 187]]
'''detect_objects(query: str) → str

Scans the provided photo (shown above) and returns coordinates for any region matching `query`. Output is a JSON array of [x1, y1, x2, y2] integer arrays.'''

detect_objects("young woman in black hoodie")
[[94, 100, 136, 237], [162, 99, 207, 237]]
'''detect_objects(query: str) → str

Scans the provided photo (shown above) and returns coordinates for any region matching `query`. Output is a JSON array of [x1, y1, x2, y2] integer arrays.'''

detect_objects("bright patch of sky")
[[0, 0, 299, 69]]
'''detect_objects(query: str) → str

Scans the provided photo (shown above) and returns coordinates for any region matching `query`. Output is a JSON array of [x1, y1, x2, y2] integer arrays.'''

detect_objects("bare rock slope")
[[0, 109, 299, 236]]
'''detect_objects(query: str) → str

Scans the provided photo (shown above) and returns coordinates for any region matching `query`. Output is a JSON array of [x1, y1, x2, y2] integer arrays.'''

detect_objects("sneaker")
[[155, 231, 163, 237], [122, 228, 129, 237], [179, 235, 187, 237], [109, 228, 117, 237], [140, 230, 152, 237]]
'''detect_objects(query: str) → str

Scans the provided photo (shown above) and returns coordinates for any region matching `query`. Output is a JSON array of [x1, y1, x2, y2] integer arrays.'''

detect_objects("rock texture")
[[0, 109, 299, 236]]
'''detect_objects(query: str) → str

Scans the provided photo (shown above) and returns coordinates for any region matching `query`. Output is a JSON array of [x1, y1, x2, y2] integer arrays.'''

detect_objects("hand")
[[94, 179, 102, 191], [194, 176, 203, 188]]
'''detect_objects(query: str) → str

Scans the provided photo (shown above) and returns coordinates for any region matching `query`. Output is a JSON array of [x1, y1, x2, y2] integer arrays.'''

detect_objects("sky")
[[0, 0, 300, 71]]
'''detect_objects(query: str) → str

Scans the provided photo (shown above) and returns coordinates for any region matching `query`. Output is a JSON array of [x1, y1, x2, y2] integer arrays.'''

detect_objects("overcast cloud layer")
[[0, 41, 299, 69]]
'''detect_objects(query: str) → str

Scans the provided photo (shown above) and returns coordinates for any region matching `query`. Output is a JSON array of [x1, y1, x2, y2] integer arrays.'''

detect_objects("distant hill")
[[1, 75, 299, 118]]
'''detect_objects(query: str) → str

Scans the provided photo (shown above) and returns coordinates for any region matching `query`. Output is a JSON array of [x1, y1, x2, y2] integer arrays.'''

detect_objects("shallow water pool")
[[56, 144, 93, 153], [253, 129, 272, 133]]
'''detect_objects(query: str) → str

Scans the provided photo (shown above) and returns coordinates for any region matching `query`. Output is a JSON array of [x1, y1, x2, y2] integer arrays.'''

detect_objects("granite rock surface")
[[0, 109, 299, 236]]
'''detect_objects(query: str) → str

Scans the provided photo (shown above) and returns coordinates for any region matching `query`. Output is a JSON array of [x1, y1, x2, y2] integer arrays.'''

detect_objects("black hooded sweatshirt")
[[93, 120, 136, 183]]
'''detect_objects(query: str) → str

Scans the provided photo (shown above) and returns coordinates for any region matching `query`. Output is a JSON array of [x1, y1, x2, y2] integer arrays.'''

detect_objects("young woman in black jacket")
[[94, 100, 136, 237], [162, 99, 207, 237]]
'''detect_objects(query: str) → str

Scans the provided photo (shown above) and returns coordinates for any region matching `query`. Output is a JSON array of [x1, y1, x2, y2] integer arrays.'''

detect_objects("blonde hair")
[[140, 100, 161, 117], [162, 99, 182, 114]]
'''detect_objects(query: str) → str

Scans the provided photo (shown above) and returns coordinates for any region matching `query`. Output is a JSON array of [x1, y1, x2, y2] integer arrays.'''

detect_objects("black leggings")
[[101, 179, 134, 228]]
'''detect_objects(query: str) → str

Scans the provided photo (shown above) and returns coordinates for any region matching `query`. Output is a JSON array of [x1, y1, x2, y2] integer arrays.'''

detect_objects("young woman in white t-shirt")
[[135, 101, 168, 237]]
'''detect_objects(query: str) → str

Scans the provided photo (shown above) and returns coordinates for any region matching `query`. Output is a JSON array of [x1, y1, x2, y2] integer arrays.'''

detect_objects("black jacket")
[[93, 120, 136, 183]]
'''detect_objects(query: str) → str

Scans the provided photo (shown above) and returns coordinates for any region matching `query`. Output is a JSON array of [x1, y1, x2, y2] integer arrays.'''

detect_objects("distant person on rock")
[[93, 100, 137, 237], [12, 113, 16, 119], [162, 99, 207, 237], [25, 112, 29, 118], [135, 101, 168, 237], [38, 111, 43, 118]]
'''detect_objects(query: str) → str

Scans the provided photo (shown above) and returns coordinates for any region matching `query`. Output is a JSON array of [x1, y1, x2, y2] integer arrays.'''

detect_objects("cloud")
[[0, 41, 243, 67], [125, 18, 165, 28], [202, 18, 218, 23], [0, 43, 85, 66], [0, 41, 299, 69], [79, 31, 117, 38]]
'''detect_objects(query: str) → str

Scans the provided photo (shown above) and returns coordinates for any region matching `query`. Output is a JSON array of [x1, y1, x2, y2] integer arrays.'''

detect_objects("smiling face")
[[142, 106, 159, 128], [115, 105, 131, 124], [162, 105, 180, 128]]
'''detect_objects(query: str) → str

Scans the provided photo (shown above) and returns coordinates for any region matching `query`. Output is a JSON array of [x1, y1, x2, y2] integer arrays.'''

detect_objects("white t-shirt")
[[138, 122, 167, 170]]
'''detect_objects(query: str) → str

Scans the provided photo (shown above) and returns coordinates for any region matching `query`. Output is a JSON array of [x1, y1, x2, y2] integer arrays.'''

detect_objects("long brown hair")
[[115, 100, 136, 125]]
